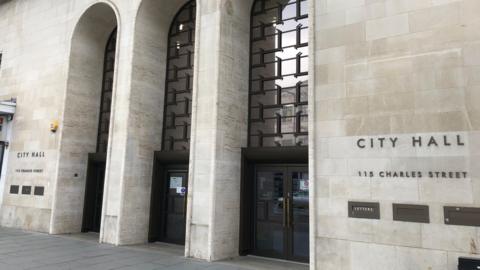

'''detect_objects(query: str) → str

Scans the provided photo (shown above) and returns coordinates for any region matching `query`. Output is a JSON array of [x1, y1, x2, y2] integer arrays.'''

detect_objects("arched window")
[[249, 0, 308, 148], [97, 29, 117, 153], [161, 1, 196, 152]]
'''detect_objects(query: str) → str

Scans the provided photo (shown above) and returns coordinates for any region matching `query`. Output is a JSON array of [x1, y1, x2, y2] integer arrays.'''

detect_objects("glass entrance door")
[[149, 164, 188, 245], [290, 169, 310, 260], [253, 165, 309, 262], [164, 170, 188, 245]]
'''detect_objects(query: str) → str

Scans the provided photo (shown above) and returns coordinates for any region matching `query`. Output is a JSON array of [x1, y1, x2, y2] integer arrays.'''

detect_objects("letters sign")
[[348, 201, 380, 219]]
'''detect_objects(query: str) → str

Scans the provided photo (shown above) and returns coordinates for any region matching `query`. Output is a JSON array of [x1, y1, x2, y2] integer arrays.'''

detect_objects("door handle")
[[283, 198, 287, 227], [286, 197, 291, 228]]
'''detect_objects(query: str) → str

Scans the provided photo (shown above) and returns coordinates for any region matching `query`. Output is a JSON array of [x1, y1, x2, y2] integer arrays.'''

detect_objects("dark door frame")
[[149, 151, 189, 244], [0, 141, 6, 176], [82, 153, 106, 233], [240, 146, 309, 262]]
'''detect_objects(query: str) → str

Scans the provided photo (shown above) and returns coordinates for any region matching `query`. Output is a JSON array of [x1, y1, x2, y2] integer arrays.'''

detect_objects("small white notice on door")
[[170, 177, 183, 189], [299, 180, 309, 191], [176, 187, 186, 195]]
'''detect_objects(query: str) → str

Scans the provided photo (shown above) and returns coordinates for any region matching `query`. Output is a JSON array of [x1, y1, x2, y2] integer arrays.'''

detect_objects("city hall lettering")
[[16, 151, 45, 158], [356, 134, 465, 149], [355, 134, 468, 179]]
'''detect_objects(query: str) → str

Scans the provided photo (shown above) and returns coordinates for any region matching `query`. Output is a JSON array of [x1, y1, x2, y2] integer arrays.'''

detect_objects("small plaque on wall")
[[21, 186, 31, 195], [393, 204, 429, 223], [444, 207, 480, 226], [34, 186, 44, 196], [9, 185, 19, 194], [348, 201, 380, 219]]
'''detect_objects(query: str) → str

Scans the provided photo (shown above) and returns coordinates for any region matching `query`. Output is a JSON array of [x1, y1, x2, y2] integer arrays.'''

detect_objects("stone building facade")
[[0, 0, 479, 269]]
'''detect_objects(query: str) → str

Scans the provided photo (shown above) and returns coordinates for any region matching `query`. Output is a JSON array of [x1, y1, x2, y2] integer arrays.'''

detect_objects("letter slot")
[[444, 206, 480, 227], [458, 257, 480, 270], [393, 204, 429, 223]]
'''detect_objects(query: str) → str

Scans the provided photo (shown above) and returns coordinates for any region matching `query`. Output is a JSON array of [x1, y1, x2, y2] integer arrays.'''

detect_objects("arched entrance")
[[50, 2, 119, 235], [124, 0, 194, 246], [138, 0, 196, 245], [240, 0, 310, 262]]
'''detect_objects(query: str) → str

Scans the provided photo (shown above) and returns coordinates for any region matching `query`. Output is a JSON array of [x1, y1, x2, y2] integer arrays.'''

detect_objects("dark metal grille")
[[161, 1, 196, 152], [97, 29, 117, 153], [249, 0, 309, 148]]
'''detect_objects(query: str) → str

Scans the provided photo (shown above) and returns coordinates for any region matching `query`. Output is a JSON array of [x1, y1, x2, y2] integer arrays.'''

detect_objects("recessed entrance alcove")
[[113, 0, 193, 245], [50, 2, 118, 235], [240, 0, 310, 263]]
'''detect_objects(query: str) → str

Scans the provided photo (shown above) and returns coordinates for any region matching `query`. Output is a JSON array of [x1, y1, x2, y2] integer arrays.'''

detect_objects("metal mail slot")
[[21, 185, 31, 195], [34, 186, 44, 196], [9, 185, 19, 194], [458, 257, 480, 270], [444, 207, 480, 227], [348, 201, 380, 219], [393, 204, 429, 223]]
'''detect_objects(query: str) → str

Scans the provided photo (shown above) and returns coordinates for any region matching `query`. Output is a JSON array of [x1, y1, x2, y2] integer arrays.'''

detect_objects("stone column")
[[185, 0, 253, 261], [100, 0, 191, 245], [98, 2, 137, 244]]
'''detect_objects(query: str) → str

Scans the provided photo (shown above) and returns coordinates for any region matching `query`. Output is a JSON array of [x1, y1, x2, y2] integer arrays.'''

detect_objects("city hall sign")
[[352, 133, 469, 180], [356, 134, 465, 149]]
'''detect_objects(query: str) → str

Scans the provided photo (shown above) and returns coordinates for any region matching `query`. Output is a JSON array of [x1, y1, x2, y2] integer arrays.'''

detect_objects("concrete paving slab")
[[0, 227, 308, 270]]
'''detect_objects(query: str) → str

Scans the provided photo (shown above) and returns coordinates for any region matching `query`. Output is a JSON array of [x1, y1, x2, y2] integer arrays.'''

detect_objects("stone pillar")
[[98, 4, 136, 244], [185, 0, 253, 261], [308, 1, 317, 269], [100, 0, 191, 245]]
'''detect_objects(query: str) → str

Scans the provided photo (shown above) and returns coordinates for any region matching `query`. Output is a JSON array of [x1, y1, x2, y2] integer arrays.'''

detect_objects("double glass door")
[[253, 165, 309, 262]]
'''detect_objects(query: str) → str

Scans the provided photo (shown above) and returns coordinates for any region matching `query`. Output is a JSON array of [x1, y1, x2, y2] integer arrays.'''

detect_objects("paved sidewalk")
[[0, 227, 308, 270]]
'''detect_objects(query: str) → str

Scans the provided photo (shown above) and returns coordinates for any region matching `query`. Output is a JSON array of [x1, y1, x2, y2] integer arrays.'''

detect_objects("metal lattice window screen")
[[249, 0, 309, 148], [97, 29, 117, 153], [161, 1, 196, 152]]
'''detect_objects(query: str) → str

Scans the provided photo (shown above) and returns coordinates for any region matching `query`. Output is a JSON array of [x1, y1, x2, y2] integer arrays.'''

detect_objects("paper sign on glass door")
[[299, 180, 309, 191], [170, 177, 183, 189]]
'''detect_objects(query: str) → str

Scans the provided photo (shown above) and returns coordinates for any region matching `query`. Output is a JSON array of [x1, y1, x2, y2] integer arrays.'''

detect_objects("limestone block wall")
[[0, 0, 73, 232], [311, 0, 480, 269], [1, 0, 480, 269], [0, 0, 143, 238]]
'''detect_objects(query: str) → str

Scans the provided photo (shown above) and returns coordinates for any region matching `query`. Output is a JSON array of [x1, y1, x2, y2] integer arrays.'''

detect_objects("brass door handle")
[[287, 197, 291, 228]]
